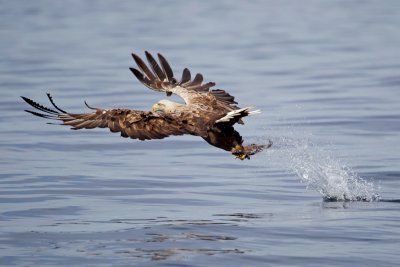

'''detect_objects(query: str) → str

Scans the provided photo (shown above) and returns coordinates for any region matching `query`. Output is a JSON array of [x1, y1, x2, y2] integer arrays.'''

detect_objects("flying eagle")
[[21, 52, 271, 160]]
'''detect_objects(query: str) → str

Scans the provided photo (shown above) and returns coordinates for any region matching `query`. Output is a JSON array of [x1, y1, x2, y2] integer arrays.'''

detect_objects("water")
[[264, 132, 380, 201], [1, 1, 400, 266]]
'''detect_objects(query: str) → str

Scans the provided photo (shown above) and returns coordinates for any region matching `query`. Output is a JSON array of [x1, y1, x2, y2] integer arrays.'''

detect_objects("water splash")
[[261, 131, 380, 201]]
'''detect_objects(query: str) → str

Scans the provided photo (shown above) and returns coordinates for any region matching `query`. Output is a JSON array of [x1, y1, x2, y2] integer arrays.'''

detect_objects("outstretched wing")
[[21, 94, 191, 140], [130, 51, 238, 106]]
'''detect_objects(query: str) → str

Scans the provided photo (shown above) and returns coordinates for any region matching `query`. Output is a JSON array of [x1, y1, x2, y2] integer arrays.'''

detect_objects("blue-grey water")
[[1, 1, 400, 266]]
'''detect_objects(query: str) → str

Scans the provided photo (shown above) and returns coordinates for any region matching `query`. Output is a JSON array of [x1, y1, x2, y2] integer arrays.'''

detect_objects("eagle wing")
[[21, 94, 191, 140], [130, 51, 238, 107]]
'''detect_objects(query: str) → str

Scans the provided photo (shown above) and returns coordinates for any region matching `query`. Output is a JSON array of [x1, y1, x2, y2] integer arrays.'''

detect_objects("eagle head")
[[152, 99, 183, 113]]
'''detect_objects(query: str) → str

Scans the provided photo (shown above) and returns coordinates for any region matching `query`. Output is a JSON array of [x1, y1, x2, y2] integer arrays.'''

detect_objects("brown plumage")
[[21, 52, 271, 160]]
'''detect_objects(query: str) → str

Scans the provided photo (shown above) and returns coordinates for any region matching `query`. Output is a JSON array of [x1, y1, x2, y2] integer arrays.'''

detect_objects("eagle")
[[21, 52, 271, 160]]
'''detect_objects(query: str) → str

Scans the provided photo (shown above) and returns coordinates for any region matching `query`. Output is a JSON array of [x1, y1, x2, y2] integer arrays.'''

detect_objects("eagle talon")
[[234, 154, 249, 160], [231, 143, 268, 160]]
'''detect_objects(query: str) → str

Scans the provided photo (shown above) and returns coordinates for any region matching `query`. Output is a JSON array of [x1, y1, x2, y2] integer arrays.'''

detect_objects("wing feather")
[[131, 53, 156, 81], [21, 95, 191, 141], [145, 51, 166, 81], [180, 68, 191, 84], [210, 89, 237, 104], [21, 96, 58, 115], [130, 52, 238, 107], [157, 53, 174, 82], [189, 73, 203, 86], [194, 82, 216, 92], [129, 67, 156, 91]]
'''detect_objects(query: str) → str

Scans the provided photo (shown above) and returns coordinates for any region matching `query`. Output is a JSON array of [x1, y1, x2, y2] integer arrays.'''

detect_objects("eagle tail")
[[215, 107, 261, 125]]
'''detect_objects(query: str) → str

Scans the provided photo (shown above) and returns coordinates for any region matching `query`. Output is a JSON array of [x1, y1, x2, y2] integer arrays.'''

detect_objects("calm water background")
[[1, 1, 400, 266]]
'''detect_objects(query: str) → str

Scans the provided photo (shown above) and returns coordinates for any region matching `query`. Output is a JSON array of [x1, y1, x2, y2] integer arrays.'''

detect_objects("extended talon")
[[231, 142, 272, 160], [234, 154, 249, 160]]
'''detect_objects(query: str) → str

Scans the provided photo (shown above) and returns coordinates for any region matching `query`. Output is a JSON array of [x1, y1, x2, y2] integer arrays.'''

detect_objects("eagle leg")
[[231, 141, 272, 160]]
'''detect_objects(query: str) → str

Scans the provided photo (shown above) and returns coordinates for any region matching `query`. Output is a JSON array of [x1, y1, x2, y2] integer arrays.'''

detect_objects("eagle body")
[[22, 52, 270, 159]]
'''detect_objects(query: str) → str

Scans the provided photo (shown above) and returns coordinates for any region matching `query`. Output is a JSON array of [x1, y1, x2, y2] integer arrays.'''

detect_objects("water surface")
[[1, 1, 400, 266]]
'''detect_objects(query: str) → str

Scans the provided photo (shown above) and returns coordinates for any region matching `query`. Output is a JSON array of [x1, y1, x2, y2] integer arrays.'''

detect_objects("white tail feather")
[[215, 107, 261, 123], [249, 109, 261, 116]]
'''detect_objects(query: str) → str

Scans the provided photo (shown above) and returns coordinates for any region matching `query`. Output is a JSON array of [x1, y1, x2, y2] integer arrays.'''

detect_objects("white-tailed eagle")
[[21, 52, 271, 159]]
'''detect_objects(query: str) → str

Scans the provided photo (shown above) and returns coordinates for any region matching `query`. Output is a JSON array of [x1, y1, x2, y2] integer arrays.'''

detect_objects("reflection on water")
[[1, 216, 251, 262], [1, 0, 400, 266]]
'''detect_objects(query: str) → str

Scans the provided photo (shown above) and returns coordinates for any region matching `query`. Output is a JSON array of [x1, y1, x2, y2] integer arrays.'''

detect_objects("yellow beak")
[[152, 103, 160, 112]]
